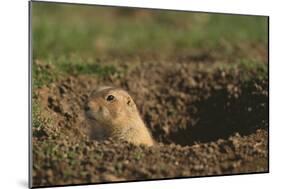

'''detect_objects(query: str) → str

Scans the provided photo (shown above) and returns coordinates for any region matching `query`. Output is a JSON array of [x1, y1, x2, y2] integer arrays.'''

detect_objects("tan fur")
[[85, 86, 154, 146]]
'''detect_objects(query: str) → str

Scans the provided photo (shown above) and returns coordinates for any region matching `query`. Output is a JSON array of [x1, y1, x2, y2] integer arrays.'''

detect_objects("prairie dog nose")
[[84, 104, 90, 111], [86, 101, 100, 112]]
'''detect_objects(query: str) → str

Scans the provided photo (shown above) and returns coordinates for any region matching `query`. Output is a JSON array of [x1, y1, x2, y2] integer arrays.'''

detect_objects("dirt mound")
[[32, 60, 268, 187], [33, 129, 267, 186]]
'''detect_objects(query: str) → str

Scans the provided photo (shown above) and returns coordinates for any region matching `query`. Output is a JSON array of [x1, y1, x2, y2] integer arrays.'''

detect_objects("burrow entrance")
[[147, 80, 268, 146]]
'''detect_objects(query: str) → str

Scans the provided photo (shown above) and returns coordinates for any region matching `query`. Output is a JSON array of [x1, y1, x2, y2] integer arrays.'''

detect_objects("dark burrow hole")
[[150, 82, 269, 146]]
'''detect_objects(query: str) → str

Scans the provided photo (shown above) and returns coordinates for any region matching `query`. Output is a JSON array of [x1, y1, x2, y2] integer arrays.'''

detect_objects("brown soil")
[[32, 60, 268, 187]]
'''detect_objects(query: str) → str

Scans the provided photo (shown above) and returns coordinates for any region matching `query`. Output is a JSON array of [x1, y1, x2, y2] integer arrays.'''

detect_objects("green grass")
[[238, 59, 268, 81], [215, 59, 268, 81], [32, 101, 51, 138], [56, 57, 118, 76], [32, 2, 268, 60], [32, 2, 268, 88], [32, 61, 57, 88], [32, 102, 43, 129], [32, 57, 119, 88]]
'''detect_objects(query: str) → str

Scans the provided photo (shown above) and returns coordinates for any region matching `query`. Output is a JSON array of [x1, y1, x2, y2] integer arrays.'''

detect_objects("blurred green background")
[[32, 2, 268, 88], [32, 2, 268, 59]]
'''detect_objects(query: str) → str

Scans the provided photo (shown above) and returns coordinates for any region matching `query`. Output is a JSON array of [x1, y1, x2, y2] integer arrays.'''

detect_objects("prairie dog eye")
[[106, 95, 115, 101]]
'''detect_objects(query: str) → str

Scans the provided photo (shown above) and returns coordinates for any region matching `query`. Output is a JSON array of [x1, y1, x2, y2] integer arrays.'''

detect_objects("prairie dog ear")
[[126, 96, 135, 107], [91, 86, 112, 96]]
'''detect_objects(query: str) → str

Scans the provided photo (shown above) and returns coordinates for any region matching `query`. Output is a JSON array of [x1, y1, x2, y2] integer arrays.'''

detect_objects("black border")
[[29, 1, 270, 188]]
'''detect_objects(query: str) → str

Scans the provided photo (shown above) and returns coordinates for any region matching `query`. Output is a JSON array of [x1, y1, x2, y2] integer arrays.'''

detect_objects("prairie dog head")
[[85, 86, 138, 130], [85, 86, 154, 146]]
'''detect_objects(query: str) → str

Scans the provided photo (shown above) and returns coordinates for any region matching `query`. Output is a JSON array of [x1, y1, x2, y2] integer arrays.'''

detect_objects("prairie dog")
[[85, 86, 154, 146]]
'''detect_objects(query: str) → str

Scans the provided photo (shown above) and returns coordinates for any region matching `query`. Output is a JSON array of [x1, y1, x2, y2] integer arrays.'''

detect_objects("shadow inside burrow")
[[152, 81, 269, 146]]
